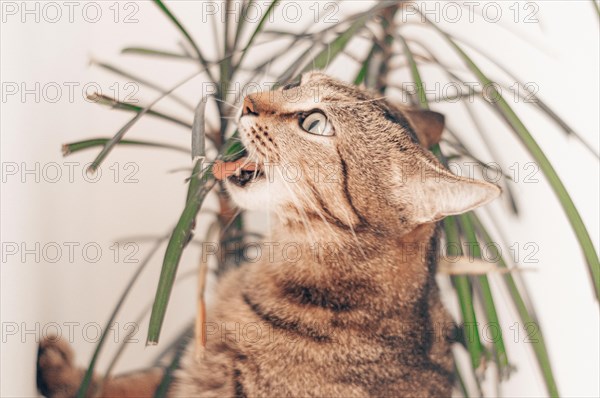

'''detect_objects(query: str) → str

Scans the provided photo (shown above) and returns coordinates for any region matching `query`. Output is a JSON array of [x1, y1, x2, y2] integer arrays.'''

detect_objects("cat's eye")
[[300, 112, 333, 136]]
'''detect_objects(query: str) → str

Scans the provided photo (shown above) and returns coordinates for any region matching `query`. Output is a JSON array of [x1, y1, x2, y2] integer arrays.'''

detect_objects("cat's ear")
[[404, 109, 445, 148], [403, 159, 501, 224]]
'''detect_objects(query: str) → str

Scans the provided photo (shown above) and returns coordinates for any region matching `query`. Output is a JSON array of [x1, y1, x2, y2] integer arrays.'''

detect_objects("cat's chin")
[[224, 177, 284, 212]]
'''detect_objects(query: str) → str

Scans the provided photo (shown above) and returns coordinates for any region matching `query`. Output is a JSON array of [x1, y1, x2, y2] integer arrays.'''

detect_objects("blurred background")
[[1, 1, 598, 397]]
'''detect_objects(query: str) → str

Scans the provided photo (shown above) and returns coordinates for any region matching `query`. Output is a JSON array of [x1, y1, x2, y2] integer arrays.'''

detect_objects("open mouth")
[[213, 148, 265, 188]]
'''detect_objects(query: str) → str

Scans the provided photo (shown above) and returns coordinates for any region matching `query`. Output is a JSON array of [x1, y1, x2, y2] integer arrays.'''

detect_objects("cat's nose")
[[242, 96, 258, 116]]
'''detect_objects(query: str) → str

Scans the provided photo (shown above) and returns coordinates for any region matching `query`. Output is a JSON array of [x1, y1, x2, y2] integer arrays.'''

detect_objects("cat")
[[37, 71, 500, 397]]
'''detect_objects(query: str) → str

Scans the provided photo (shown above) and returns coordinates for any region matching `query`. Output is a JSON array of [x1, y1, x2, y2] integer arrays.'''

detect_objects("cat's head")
[[218, 72, 500, 236]]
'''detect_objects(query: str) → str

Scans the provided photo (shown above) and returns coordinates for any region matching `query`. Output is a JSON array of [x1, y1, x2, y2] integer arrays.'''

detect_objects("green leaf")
[[354, 43, 376, 85], [232, 0, 251, 52], [122, 46, 196, 60], [459, 103, 520, 215], [425, 18, 600, 301], [261, 29, 312, 38], [154, 330, 190, 397], [222, 137, 245, 161], [279, 3, 382, 83], [397, 34, 428, 109], [88, 69, 202, 172], [253, 9, 370, 84], [460, 214, 509, 375], [447, 35, 598, 159], [63, 138, 188, 156], [407, 35, 595, 159], [235, 0, 279, 71], [153, 0, 216, 83], [219, 0, 234, 103], [90, 93, 193, 130], [444, 217, 484, 370], [92, 59, 194, 112], [300, 14, 369, 75], [146, 162, 212, 345], [277, 44, 316, 83], [469, 213, 559, 397], [192, 97, 208, 160], [104, 273, 198, 380]]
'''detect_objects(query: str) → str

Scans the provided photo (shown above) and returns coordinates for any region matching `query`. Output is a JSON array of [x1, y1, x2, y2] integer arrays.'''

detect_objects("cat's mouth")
[[213, 150, 265, 188]]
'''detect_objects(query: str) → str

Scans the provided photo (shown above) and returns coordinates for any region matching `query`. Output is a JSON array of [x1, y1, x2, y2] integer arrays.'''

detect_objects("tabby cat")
[[37, 72, 500, 397]]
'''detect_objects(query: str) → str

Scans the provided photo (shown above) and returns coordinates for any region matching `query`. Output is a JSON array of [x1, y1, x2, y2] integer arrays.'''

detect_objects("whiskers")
[[272, 164, 320, 246], [214, 97, 240, 110], [214, 97, 242, 126], [339, 205, 368, 261], [271, 162, 352, 265], [220, 141, 246, 160]]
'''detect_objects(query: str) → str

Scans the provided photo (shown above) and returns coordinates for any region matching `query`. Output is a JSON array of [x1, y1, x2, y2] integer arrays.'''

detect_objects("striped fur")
[[173, 73, 457, 397]]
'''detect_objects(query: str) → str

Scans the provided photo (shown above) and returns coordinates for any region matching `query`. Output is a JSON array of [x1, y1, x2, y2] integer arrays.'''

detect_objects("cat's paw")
[[37, 336, 84, 398]]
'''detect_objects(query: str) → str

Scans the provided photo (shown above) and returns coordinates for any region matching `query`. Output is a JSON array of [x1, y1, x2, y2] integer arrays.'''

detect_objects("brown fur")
[[37, 72, 500, 397]]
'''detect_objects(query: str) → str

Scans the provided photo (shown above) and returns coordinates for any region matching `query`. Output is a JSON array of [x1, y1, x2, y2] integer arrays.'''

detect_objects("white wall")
[[1, 1, 598, 397]]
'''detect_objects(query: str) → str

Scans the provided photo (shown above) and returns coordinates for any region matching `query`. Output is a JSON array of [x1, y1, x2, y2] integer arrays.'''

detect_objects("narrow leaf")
[[88, 69, 202, 172], [222, 137, 246, 162], [104, 272, 197, 380], [232, 0, 252, 52], [424, 17, 600, 300], [460, 215, 510, 376], [469, 213, 560, 396], [90, 93, 193, 130], [92, 60, 194, 111], [122, 46, 195, 60], [354, 43, 377, 85], [397, 34, 428, 108], [192, 97, 207, 160], [448, 35, 599, 159], [146, 162, 212, 345], [444, 216, 484, 370], [153, 0, 216, 83], [154, 330, 191, 397], [301, 15, 369, 75], [63, 138, 188, 156], [235, 0, 279, 70]]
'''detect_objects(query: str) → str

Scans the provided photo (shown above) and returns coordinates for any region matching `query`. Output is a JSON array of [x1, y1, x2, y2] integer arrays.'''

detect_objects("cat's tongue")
[[212, 158, 258, 180]]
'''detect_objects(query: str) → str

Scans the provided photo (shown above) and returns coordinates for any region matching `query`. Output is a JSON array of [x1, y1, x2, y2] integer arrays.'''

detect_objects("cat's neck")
[[249, 222, 439, 314], [268, 221, 437, 268]]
